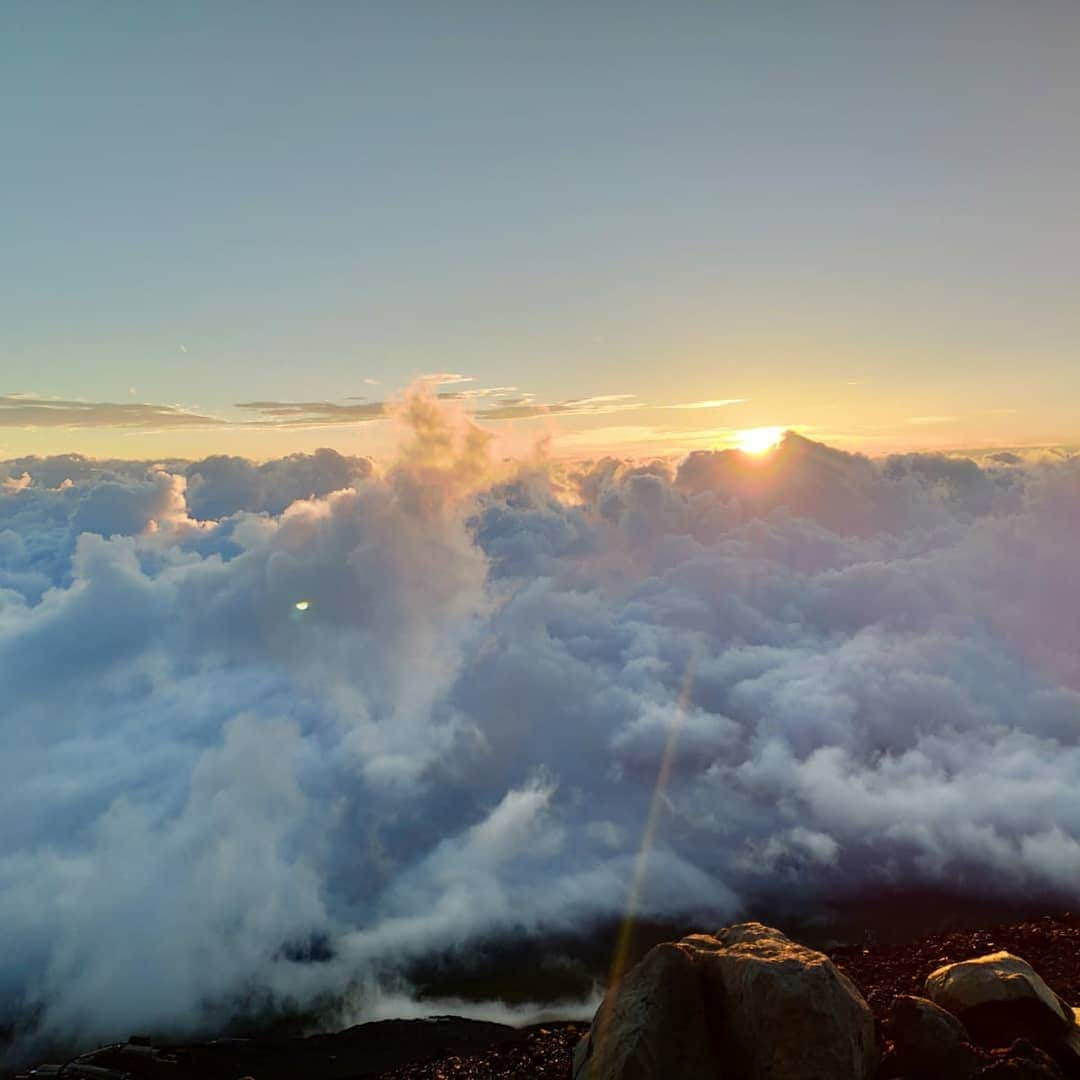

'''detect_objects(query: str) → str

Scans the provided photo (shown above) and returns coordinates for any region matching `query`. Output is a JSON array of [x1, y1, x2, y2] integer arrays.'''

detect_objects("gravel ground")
[[374, 1022, 588, 1080], [14, 915, 1080, 1079], [379, 913, 1080, 1078], [830, 912, 1080, 1020]]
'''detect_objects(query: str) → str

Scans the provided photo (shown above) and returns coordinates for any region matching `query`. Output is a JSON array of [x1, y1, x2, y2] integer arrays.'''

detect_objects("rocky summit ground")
[[12, 912, 1080, 1079], [374, 1022, 588, 1080], [380, 913, 1080, 1079], [829, 912, 1080, 1022]]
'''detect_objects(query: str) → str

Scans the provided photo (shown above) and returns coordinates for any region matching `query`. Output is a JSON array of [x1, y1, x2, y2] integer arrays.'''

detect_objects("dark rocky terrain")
[[12, 912, 1080, 1079], [9, 1018, 587, 1080], [830, 912, 1080, 1019]]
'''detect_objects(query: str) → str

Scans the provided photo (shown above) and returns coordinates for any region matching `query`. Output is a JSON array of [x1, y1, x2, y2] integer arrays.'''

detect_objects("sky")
[[4, 5, 1080, 1053], [2, 1, 1078, 459]]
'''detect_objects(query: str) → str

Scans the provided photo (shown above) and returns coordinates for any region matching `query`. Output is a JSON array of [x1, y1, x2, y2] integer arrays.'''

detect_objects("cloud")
[[657, 398, 748, 410], [0, 381, 638, 433], [0, 395, 224, 430], [184, 449, 373, 518], [419, 372, 474, 386], [233, 392, 646, 426], [2, 472, 31, 492], [3, 389, 1080, 1056], [233, 400, 389, 427], [479, 394, 643, 420]]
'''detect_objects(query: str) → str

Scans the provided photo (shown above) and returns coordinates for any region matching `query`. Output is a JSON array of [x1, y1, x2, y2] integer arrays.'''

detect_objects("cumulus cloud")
[[184, 449, 373, 518], [4, 399, 1080, 1055]]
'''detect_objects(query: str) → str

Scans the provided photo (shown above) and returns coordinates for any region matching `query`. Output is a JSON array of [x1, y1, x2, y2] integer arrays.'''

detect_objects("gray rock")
[[885, 994, 982, 1078], [925, 952, 1073, 1049], [575, 941, 717, 1080], [692, 922, 877, 1080], [572, 1031, 591, 1080], [578, 921, 877, 1080]]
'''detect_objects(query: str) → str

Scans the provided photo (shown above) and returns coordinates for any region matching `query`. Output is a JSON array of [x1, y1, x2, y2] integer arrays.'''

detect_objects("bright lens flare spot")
[[737, 426, 784, 455], [294, 600, 310, 612]]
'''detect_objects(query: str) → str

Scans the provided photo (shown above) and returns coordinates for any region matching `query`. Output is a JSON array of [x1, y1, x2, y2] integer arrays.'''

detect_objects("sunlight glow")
[[736, 426, 784, 455]]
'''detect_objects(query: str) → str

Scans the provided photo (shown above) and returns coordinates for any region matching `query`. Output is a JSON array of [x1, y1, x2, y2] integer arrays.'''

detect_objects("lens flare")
[[294, 600, 310, 611], [592, 648, 699, 1069], [736, 426, 784, 455]]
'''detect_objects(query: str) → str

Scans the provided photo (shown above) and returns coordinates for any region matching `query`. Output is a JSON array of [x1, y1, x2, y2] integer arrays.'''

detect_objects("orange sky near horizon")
[[0, 379, 1075, 466]]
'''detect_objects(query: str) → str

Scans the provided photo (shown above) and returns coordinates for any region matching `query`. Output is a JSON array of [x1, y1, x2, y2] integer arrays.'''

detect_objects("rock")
[[574, 941, 717, 1080], [577, 922, 877, 1080], [1054, 1007, 1080, 1077], [972, 1038, 1066, 1078], [925, 952, 1073, 1049], [884, 993, 983, 1078], [572, 1031, 591, 1079], [691, 922, 877, 1080]]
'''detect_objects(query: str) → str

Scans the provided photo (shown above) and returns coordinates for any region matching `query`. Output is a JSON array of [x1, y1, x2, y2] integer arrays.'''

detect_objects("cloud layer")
[[3, 392, 1080, 1052]]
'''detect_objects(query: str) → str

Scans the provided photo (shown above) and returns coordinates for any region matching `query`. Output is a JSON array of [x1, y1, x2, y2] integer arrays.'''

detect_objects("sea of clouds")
[[3, 390, 1080, 1051]]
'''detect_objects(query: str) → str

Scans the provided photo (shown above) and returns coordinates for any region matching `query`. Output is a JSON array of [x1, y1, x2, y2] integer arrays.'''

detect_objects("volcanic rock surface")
[[14, 913, 1080, 1080]]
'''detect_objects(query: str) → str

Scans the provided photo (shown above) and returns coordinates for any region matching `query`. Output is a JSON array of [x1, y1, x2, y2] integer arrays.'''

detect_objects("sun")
[[736, 426, 785, 455]]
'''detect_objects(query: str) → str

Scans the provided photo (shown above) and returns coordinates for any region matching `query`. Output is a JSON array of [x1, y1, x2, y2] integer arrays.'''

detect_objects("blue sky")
[[2, 2, 1078, 458]]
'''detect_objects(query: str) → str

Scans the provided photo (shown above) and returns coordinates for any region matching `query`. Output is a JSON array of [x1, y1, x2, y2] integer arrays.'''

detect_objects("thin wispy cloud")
[[238, 392, 646, 426], [0, 395, 224, 429], [0, 384, 647, 433], [420, 372, 474, 386], [480, 394, 643, 420], [657, 398, 747, 410], [438, 386, 522, 401], [907, 415, 958, 425], [233, 400, 388, 427]]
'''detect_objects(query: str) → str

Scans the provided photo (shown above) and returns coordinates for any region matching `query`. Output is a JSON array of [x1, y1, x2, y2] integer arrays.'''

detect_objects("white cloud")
[[3, 390, 1080, 1054], [658, 398, 748, 410]]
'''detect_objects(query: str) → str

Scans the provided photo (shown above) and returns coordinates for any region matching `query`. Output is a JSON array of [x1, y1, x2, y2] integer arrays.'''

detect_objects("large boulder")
[[925, 952, 1073, 1049], [1053, 1007, 1080, 1077], [883, 993, 983, 1078], [572, 941, 718, 1080], [691, 923, 877, 1080], [575, 922, 876, 1080]]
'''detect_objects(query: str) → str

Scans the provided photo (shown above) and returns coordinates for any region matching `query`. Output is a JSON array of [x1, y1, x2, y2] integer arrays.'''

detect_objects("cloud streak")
[[1, 383, 645, 432], [657, 398, 748, 410], [477, 393, 643, 420], [0, 395, 224, 429], [233, 400, 388, 426]]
